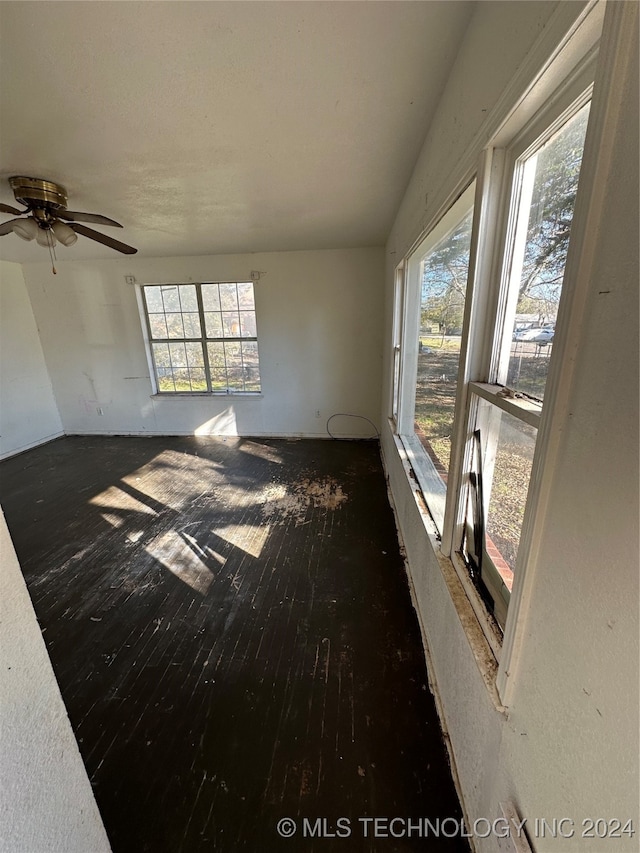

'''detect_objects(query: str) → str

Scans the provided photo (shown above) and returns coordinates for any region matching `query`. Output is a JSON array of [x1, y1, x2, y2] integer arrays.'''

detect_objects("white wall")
[[381, 1, 638, 850], [0, 260, 63, 458], [386, 0, 570, 263], [21, 248, 384, 439], [0, 510, 111, 853]]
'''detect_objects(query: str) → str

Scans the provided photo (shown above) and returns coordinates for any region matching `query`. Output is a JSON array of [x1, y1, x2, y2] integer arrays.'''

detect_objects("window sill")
[[399, 432, 446, 535], [150, 392, 263, 399], [389, 428, 507, 714]]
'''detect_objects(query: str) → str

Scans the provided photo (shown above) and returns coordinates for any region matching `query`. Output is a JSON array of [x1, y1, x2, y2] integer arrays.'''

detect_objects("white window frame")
[[139, 281, 261, 396], [390, 262, 405, 427], [455, 89, 593, 630], [391, 3, 603, 689], [396, 182, 476, 535]]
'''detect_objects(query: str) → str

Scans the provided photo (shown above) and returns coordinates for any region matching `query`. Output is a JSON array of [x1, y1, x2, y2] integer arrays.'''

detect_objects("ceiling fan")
[[0, 176, 137, 261]]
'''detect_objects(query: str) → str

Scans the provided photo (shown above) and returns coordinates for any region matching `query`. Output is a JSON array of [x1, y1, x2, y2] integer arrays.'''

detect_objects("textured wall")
[[380, 1, 638, 850], [0, 261, 63, 458], [0, 510, 111, 852], [21, 248, 384, 440]]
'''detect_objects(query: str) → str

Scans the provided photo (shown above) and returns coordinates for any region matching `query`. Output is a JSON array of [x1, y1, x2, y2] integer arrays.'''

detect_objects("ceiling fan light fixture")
[[52, 219, 78, 246], [35, 226, 56, 248], [1, 176, 137, 259], [12, 217, 38, 241]]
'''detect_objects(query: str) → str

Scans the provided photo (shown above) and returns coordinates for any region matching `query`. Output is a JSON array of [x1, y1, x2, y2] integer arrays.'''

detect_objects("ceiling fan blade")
[[56, 210, 123, 227], [0, 203, 24, 216], [70, 222, 137, 254], [0, 217, 24, 235]]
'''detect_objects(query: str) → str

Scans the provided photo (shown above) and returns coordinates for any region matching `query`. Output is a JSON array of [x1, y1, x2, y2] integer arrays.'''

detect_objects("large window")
[[414, 187, 474, 477], [397, 182, 475, 532], [394, 76, 593, 638], [462, 99, 591, 629], [141, 282, 261, 394]]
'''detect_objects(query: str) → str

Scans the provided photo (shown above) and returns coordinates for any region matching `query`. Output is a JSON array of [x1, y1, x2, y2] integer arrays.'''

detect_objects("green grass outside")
[[414, 345, 542, 571]]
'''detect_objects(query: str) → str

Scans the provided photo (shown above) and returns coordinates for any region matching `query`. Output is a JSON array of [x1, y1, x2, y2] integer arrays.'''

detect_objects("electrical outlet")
[[125, 275, 135, 285], [315, 410, 321, 418]]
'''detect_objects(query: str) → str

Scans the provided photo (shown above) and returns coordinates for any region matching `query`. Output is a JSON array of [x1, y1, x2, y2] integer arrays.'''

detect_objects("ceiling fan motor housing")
[[9, 176, 68, 210], [2, 175, 137, 254]]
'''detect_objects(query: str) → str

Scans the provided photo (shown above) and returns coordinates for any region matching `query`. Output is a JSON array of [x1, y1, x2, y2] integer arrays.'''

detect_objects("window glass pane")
[[207, 342, 227, 390], [478, 401, 537, 582], [224, 341, 243, 390], [205, 312, 224, 338], [222, 311, 240, 337], [241, 341, 261, 391], [165, 313, 185, 339], [157, 374, 177, 392], [145, 286, 164, 313], [182, 313, 202, 338], [152, 343, 176, 392], [169, 342, 188, 367], [237, 282, 255, 310], [202, 284, 221, 312], [148, 314, 168, 340], [168, 342, 192, 391], [185, 342, 204, 368], [239, 311, 257, 338], [152, 342, 170, 369], [178, 284, 198, 312], [161, 285, 180, 313], [189, 370, 207, 391], [414, 207, 474, 474], [219, 283, 238, 311], [506, 103, 590, 400]]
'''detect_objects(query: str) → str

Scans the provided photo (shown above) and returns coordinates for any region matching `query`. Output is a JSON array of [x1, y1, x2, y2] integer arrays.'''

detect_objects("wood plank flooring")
[[1, 436, 469, 852]]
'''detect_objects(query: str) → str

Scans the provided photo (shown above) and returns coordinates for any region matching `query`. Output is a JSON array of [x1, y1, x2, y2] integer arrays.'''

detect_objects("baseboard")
[[0, 430, 65, 461], [62, 429, 378, 441]]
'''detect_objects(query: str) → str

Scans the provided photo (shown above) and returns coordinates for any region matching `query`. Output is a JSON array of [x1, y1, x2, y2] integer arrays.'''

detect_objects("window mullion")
[[442, 148, 508, 555], [494, 156, 537, 384], [391, 262, 405, 424], [195, 284, 212, 392], [397, 257, 421, 436]]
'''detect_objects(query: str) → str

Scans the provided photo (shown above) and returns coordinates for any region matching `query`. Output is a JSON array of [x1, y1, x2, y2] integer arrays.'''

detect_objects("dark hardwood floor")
[[1, 436, 468, 852]]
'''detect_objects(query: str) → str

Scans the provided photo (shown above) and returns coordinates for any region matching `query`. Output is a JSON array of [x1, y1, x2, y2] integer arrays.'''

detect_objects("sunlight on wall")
[[195, 407, 237, 436]]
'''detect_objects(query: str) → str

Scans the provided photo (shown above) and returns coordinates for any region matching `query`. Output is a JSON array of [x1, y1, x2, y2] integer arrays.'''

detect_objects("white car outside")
[[515, 327, 555, 343]]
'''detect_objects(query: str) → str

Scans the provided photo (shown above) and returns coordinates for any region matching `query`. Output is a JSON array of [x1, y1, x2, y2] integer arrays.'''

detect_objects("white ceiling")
[[0, 1, 473, 262]]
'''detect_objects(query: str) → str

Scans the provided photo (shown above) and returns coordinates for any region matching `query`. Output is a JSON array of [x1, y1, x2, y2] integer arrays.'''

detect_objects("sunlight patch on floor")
[[145, 529, 214, 595], [214, 523, 271, 559], [90, 485, 158, 515]]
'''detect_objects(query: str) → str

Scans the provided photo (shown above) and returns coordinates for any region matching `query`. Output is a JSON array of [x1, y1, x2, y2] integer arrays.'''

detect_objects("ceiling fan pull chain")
[[47, 229, 57, 274], [0, 176, 138, 263]]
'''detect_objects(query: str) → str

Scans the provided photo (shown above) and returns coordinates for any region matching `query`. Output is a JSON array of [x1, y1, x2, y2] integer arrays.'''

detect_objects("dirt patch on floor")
[[260, 476, 347, 524]]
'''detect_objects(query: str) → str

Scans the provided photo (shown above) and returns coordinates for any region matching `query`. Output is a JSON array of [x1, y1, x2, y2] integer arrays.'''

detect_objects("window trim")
[[138, 281, 261, 396], [455, 86, 595, 627], [469, 81, 601, 700], [390, 262, 406, 427], [397, 181, 476, 536], [391, 6, 604, 702]]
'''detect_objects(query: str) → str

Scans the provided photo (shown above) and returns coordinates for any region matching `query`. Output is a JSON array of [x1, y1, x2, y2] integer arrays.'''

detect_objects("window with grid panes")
[[142, 281, 261, 394]]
